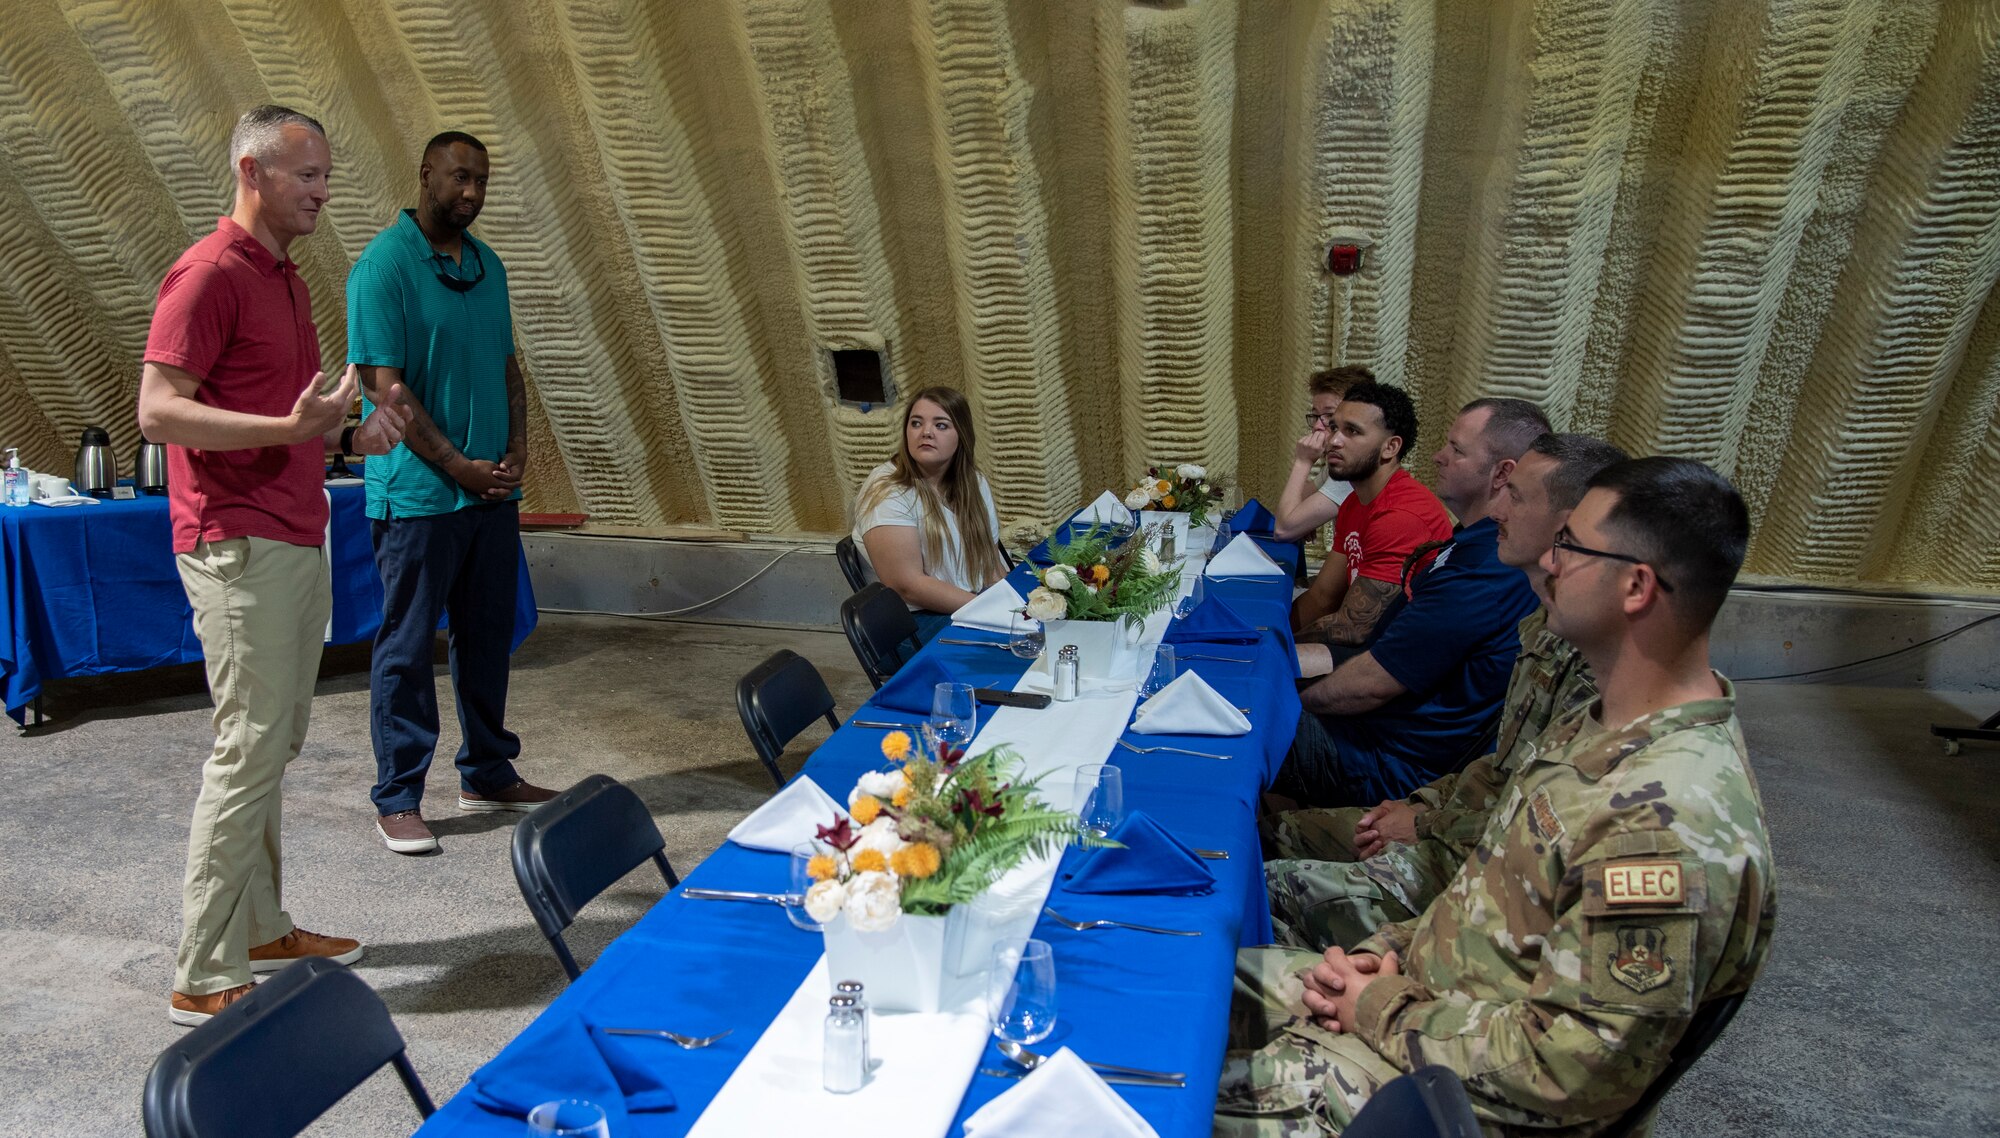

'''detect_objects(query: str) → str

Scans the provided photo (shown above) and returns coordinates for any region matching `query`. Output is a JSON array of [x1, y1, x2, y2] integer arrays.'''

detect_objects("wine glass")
[[1072, 763, 1124, 838], [1140, 644, 1176, 698], [789, 840, 828, 931], [1008, 609, 1044, 661], [988, 938, 1057, 1045], [1176, 569, 1206, 619], [928, 682, 977, 751], [527, 1100, 609, 1138]]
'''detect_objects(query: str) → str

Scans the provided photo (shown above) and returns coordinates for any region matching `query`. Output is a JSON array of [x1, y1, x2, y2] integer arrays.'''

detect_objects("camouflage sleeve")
[[1412, 751, 1507, 853], [1353, 917, 1418, 959], [1406, 772, 1456, 812]]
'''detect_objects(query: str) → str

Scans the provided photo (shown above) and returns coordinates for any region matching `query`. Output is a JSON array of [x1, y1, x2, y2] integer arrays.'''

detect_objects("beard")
[[426, 194, 480, 233], [1329, 448, 1383, 482]]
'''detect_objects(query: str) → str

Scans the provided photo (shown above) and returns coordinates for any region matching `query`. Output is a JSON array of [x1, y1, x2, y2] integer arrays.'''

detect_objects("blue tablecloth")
[[416, 508, 1303, 1138], [0, 482, 538, 724]]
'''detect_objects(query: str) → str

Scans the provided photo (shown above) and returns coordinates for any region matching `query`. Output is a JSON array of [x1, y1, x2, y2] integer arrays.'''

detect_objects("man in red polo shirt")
[[137, 105, 411, 1025]]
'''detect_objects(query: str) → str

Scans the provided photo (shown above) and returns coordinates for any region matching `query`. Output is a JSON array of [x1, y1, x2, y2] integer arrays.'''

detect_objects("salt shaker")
[[1054, 644, 1080, 702], [823, 994, 866, 1093], [1158, 525, 1177, 563], [836, 979, 871, 1073]]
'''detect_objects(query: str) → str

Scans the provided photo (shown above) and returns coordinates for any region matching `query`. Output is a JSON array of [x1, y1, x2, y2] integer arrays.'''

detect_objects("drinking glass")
[[1176, 570, 1206, 619], [789, 840, 828, 931], [1073, 763, 1124, 838], [1140, 644, 1176, 698], [988, 938, 1057, 1045], [928, 682, 977, 750], [527, 1100, 609, 1138], [1008, 609, 1044, 661]]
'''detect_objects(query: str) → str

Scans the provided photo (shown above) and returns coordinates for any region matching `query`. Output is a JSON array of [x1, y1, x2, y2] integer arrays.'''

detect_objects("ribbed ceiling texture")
[[1, 0, 1997, 590]]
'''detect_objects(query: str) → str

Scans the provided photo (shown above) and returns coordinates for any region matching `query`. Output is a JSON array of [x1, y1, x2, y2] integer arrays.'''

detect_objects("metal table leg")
[[1931, 709, 2000, 756]]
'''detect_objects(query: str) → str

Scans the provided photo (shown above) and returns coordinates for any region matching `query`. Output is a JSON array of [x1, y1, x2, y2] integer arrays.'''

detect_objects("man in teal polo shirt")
[[348, 131, 554, 854]]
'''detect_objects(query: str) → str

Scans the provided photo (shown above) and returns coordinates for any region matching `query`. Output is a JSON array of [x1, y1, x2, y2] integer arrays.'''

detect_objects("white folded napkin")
[[953, 579, 1028, 633], [1129, 670, 1251, 736], [1204, 532, 1284, 577], [962, 1047, 1159, 1138], [726, 775, 844, 852], [1073, 490, 1131, 525]]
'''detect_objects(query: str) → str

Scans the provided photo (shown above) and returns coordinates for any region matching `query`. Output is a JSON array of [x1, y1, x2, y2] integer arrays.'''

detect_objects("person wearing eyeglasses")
[[346, 131, 555, 856], [1220, 457, 1775, 1138], [1274, 366, 1367, 534]]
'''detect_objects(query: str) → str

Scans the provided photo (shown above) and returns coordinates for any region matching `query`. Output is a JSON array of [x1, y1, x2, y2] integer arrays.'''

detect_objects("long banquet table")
[[415, 505, 1303, 1138]]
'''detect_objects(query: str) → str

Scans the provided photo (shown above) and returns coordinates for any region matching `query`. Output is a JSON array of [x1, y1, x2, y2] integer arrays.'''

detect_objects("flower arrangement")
[[1022, 523, 1183, 624], [1124, 463, 1229, 528], [802, 731, 1107, 931]]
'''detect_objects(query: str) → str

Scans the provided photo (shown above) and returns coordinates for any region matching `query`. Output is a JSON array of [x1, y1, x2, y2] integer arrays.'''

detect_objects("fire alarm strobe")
[[1324, 232, 1374, 277]]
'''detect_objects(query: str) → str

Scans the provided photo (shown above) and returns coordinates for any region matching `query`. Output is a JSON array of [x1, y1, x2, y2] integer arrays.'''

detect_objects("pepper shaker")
[[1159, 525, 1177, 563], [836, 979, 871, 1073], [1054, 644, 1080, 702], [823, 994, 866, 1093]]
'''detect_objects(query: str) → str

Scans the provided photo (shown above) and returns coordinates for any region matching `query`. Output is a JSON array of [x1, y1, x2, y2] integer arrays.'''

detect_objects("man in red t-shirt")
[[137, 105, 410, 1026], [1290, 382, 1452, 645]]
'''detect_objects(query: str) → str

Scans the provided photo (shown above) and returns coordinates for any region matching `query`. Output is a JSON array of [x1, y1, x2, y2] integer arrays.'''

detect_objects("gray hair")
[[1462, 397, 1552, 462], [229, 104, 325, 166], [1528, 432, 1629, 512]]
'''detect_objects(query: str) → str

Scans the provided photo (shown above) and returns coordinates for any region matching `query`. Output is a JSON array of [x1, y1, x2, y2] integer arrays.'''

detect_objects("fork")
[[1178, 652, 1253, 664], [996, 1038, 1184, 1084], [602, 1027, 734, 1049], [1118, 739, 1230, 760], [937, 637, 1011, 650], [1043, 905, 1200, 937]]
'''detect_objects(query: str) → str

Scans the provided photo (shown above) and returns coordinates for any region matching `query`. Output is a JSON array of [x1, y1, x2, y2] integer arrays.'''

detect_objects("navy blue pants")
[[369, 502, 522, 815], [1275, 710, 1433, 808]]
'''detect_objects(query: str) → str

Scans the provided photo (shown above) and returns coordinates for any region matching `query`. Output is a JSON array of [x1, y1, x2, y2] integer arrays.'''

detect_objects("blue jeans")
[[368, 502, 522, 815], [910, 610, 951, 655], [1275, 710, 1432, 808]]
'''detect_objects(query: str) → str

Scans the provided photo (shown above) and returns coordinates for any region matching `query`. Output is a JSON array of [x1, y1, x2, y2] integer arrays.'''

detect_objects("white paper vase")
[[821, 910, 953, 1013], [1039, 617, 1144, 683]]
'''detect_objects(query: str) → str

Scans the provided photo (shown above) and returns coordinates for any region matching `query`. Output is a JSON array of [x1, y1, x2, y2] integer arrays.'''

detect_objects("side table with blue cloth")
[[415, 503, 1304, 1138], [0, 482, 538, 725]]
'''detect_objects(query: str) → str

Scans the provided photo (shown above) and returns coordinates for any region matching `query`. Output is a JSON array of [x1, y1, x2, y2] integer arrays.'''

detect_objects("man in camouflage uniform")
[[1265, 435, 1626, 951], [1218, 457, 1778, 1137]]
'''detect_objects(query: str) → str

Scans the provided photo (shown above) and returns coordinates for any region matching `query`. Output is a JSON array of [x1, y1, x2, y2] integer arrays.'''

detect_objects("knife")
[[980, 1066, 1184, 1089], [681, 888, 800, 906]]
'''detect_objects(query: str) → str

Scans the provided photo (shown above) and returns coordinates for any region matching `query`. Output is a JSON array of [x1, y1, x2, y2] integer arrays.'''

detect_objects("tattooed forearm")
[[504, 357, 527, 454], [1301, 575, 1400, 648], [356, 364, 461, 472]]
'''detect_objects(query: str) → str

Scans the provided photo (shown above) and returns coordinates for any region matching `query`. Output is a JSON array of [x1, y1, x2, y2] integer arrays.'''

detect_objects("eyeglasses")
[[428, 241, 486, 292], [1550, 528, 1674, 593], [1303, 411, 1339, 428]]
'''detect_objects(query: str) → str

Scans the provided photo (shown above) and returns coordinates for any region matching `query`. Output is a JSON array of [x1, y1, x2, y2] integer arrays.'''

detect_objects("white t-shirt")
[[1319, 475, 1353, 506], [851, 462, 1002, 606]]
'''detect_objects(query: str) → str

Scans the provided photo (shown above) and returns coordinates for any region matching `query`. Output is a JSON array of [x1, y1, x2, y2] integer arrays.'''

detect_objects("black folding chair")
[[512, 774, 680, 981], [1344, 1065, 1480, 1138], [737, 649, 842, 789], [835, 536, 870, 592], [143, 958, 434, 1138], [840, 582, 921, 689], [1601, 992, 1747, 1138]]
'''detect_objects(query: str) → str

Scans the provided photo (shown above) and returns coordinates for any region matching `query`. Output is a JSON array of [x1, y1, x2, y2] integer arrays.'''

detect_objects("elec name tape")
[[1603, 861, 1683, 906]]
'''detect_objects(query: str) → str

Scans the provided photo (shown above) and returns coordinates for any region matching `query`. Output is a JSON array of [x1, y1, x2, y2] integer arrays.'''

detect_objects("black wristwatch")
[[339, 425, 358, 455]]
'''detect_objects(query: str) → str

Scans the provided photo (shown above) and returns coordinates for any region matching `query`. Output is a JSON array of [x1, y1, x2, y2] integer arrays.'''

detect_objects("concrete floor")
[[1, 613, 1995, 1136]]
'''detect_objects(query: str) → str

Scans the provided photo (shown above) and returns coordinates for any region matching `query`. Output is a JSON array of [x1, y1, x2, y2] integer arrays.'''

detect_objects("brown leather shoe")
[[459, 779, 557, 813], [378, 809, 440, 854], [247, 927, 364, 973], [169, 983, 253, 1027]]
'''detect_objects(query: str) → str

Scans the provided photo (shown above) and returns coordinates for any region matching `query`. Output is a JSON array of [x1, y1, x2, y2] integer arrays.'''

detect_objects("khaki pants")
[[173, 536, 329, 994]]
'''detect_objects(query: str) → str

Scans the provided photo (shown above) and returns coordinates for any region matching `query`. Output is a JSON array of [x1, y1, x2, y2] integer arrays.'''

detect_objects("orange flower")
[[881, 730, 913, 762], [1162, 495, 1177, 509], [851, 795, 882, 825], [807, 853, 839, 881], [890, 842, 941, 879], [892, 784, 913, 808], [1089, 564, 1111, 585], [1154, 478, 1172, 494], [850, 848, 888, 874]]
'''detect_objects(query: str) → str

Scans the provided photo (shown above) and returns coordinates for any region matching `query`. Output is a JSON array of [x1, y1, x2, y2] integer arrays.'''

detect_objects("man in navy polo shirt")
[[348, 131, 554, 855], [1273, 399, 1548, 807]]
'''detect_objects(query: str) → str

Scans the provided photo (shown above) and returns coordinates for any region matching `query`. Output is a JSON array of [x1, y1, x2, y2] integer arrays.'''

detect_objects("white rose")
[[1025, 587, 1068, 622], [1200, 482, 1212, 495], [1177, 463, 1205, 481], [855, 816, 908, 859], [1123, 487, 1152, 510], [1138, 548, 1163, 575], [855, 770, 903, 801], [804, 878, 848, 924], [1043, 565, 1074, 591], [843, 870, 903, 932]]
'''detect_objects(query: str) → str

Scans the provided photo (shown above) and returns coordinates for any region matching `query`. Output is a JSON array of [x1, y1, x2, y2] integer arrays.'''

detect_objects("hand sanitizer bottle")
[[3, 448, 28, 507]]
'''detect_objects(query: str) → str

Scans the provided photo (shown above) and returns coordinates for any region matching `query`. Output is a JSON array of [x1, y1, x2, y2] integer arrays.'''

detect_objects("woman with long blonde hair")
[[851, 386, 1006, 642]]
